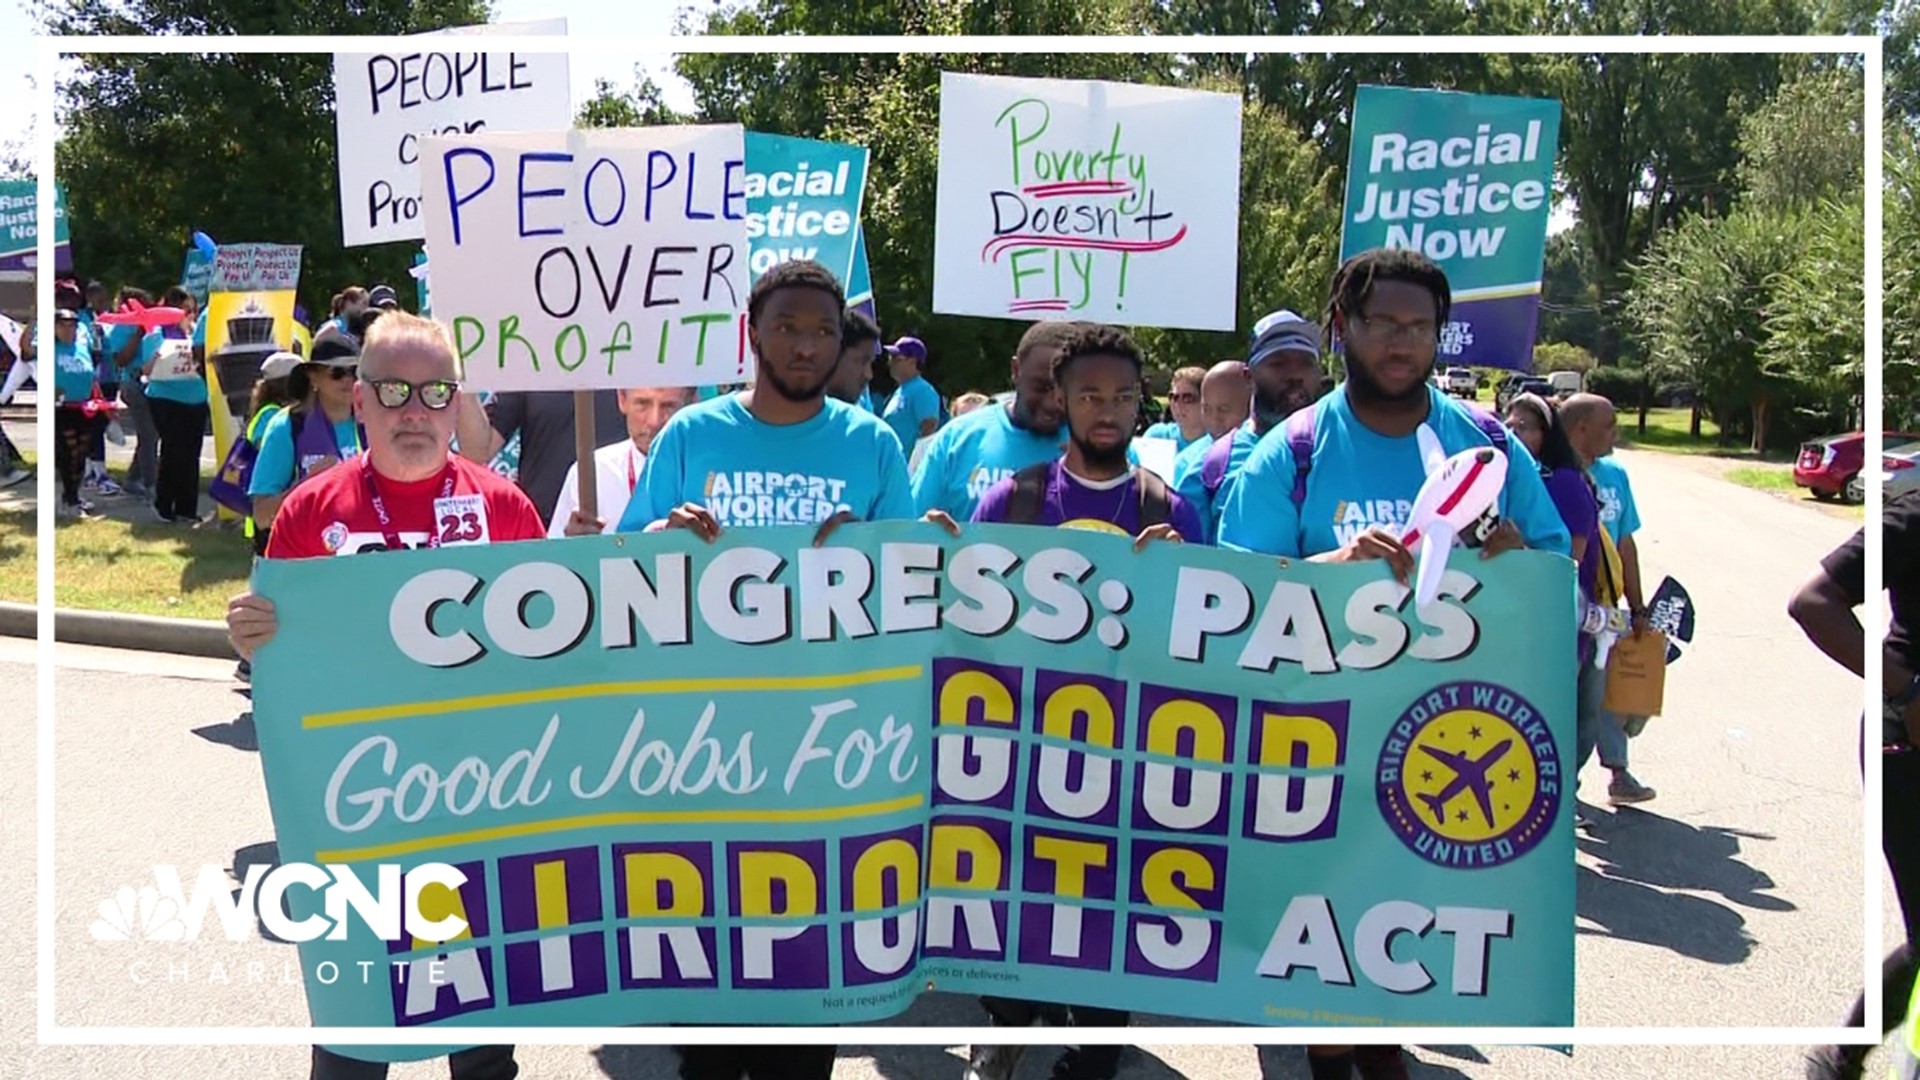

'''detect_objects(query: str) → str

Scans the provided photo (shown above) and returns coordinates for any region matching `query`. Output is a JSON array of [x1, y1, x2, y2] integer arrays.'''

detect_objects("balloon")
[[97, 304, 189, 331], [1398, 441, 1506, 611], [191, 231, 216, 257]]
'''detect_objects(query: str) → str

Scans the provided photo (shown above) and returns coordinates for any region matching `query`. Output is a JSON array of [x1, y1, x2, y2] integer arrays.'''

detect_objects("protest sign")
[[204, 243, 303, 518], [0, 179, 71, 274], [333, 18, 572, 248], [846, 225, 876, 327], [419, 125, 752, 394], [181, 247, 215, 308], [932, 73, 1241, 331], [1341, 86, 1562, 371], [253, 524, 1575, 1054], [744, 132, 867, 287]]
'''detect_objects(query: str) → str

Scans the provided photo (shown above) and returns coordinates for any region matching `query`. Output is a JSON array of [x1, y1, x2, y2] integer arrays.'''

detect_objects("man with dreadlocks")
[[1219, 248, 1568, 1080]]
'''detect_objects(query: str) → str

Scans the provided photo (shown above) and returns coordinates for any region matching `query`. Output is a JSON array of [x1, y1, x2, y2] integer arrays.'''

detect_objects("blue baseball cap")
[[1248, 310, 1319, 368]]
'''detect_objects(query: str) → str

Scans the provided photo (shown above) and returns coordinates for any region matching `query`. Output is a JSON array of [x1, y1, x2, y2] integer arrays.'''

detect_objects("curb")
[[0, 601, 234, 659]]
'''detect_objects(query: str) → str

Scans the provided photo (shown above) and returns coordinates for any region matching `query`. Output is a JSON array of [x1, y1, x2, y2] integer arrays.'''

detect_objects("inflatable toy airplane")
[[1397, 425, 1506, 610], [96, 299, 189, 332]]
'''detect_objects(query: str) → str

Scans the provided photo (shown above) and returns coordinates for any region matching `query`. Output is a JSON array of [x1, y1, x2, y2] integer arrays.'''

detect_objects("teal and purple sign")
[[743, 132, 868, 289], [252, 524, 1575, 1058], [0, 179, 71, 274], [1341, 86, 1561, 371]]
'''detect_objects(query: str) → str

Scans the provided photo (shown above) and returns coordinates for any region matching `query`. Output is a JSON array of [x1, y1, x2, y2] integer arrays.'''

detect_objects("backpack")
[[1199, 425, 1244, 500], [1002, 461, 1172, 528], [1284, 400, 1509, 510]]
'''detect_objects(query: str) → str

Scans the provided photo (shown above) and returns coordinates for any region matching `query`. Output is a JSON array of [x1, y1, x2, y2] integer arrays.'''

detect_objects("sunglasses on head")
[[367, 378, 458, 411]]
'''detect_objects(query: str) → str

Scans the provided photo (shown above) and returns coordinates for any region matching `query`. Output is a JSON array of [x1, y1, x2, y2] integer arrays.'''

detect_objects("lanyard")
[[626, 448, 640, 494], [363, 461, 457, 552]]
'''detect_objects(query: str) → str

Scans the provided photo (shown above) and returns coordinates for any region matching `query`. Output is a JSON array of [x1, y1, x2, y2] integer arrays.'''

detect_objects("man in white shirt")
[[549, 385, 696, 537]]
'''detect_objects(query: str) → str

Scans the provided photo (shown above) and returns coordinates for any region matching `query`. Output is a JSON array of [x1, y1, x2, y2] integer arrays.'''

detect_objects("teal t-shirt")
[[1587, 456, 1641, 540], [1142, 421, 1209, 454], [617, 394, 913, 532], [1216, 385, 1571, 559], [102, 323, 142, 376], [247, 407, 364, 498], [882, 374, 941, 450], [1171, 421, 1261, 546], [859, 386, 874, 415], [140, 330, 209, 406], [911, 403, 1068, 521], [52, 334, 94, 403]]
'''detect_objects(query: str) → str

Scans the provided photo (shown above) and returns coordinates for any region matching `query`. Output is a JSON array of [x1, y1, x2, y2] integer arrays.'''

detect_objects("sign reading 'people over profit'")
[[1341, 86, 1562, 371], [252, 523, 1576, 1057], [418, 125, 751, 393], [333, 18, 572, 248], [933, 72, 1242, 331]]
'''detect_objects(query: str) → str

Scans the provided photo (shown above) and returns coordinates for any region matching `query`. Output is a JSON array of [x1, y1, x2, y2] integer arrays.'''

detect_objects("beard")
[[756, 358, 831, 404], [1070, 430, 1130, 472], [1253, 385, 1314, 430], [1343, 352, 1432, 406]]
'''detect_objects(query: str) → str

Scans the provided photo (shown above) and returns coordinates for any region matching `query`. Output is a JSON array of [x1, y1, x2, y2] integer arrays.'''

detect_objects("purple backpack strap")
[[1200, 429, 1238, 495], [1461, 404, 1511, 455], [1285, 406, 1318, 509]]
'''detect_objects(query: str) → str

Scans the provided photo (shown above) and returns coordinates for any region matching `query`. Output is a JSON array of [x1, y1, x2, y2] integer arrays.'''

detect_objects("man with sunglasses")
[[227, 312, 538, 1080], [1141, 364, 1207, 451]]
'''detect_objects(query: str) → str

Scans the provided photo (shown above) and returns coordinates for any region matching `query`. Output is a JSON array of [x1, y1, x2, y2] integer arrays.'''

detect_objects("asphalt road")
[[0, 447, 1885, 1078]]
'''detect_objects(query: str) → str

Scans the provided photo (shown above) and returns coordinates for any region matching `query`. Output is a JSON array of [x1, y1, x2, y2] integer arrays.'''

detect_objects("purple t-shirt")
[[972, 459, 1208, 544], [1542, 465, 1602, 665]]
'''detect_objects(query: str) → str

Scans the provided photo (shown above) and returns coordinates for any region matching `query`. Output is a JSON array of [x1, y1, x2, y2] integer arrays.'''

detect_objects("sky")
[[0, 0, 1575, 235]]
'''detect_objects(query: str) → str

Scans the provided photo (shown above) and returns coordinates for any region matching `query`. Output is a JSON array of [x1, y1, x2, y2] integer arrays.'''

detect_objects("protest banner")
[[932, 73, 1242, 331], [419, 125, 752, 394], [847, 225, 875, 323], [332, 18, 572, 248], [743, 132, 868, 288], [0, 179, 71, 274], [1341, 86, 1562, 372], [204, 243, 303, 518], [181, 247, 215, 308], [253, 524, 1575, 1055]]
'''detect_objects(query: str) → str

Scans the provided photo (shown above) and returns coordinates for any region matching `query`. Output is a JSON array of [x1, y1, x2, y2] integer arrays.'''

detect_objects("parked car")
[[1796, 431, 1920, 503], [1886, 440, 1920, 499], [1495, 374, 1555, 412], [1443, 367, 1476, 397]]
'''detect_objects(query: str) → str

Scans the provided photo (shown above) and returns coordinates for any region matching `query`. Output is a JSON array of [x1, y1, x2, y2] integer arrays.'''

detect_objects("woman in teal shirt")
[[140, 286, 209, 524], [51, 309, 103, 517]]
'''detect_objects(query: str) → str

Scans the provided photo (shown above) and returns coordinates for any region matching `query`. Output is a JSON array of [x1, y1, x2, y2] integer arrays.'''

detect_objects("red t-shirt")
[[266, 455, 546, 559]]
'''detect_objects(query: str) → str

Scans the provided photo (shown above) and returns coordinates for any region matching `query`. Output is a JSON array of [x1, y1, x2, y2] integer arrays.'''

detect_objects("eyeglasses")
[[367, 378, 457, 411], [1168, 391, 1198, 403], [1354, 316, 1438, 344], [325, 366, 357, 381]]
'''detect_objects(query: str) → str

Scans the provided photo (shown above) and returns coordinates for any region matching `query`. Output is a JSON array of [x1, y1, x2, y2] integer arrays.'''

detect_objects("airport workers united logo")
[[1375, 680, 1560, 869]]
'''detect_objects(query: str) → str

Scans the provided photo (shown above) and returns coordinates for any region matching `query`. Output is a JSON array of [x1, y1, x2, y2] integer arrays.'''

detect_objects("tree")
[[575, 70, 685, 129], [1625, 208, 1812, 452], [1538, 230, 1602, 355], [1761, 194, 1864, 428], [1888, 128, 1920, 418], [1736, 68, 1866, 213], [47, 0, 491, 316]]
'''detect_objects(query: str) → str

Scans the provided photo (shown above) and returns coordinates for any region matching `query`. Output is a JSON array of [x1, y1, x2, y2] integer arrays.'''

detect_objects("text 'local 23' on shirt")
[[266, 454, 546, 559], [972, 458, 1207, 543], [549, 440, 646, 538], [1587, 455, 1641, 541], [912, 402, 1068, 521], [882, 374, 941, 450], [616, 394, 913, 532], [1216, 385, 1572, 559]]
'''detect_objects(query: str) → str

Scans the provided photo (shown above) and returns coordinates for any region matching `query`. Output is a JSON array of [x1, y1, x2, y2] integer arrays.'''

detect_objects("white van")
[[1546, 371, 1583, 397]]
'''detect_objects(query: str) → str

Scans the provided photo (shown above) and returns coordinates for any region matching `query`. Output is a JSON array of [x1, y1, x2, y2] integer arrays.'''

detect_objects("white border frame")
[[34, 31, 1884, 1048]]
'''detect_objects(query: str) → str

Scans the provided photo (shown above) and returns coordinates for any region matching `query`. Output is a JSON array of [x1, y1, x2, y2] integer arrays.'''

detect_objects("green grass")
[[0, 508, 252, 620], [1724, 466, 1798, 492], [1615, 408, 1796, 463]]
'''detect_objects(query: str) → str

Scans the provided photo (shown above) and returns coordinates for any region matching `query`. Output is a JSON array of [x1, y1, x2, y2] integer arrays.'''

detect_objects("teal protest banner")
[[181, 248, 215, 308], [0, 179, 71, 273], [1341, 86, 1561, 371], [744, 132, 868, 289], [253, 524, 1575, 1057]]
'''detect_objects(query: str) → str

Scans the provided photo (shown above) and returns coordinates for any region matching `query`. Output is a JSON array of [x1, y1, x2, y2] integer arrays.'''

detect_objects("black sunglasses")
[[367, 378, 457, 411]]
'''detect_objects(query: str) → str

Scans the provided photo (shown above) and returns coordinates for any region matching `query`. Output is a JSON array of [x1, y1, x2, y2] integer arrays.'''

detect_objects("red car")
[[1795, 431, 1920, 503]]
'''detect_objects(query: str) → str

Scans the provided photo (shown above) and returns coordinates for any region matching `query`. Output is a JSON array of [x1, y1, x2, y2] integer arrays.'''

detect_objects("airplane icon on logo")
[[1415, 738, 1514, 827]]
